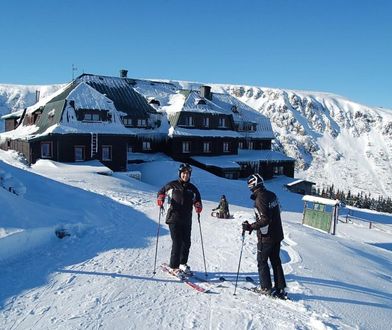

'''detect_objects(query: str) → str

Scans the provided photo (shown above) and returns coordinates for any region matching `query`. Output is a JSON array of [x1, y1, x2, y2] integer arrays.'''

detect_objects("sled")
[[210, 211, 234, 219]]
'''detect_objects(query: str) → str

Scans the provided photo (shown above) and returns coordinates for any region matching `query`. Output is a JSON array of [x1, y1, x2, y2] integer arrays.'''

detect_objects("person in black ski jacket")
[[212, 195, 230, 219], [242, 173, 287, 298], [157, 163, 202, 274]]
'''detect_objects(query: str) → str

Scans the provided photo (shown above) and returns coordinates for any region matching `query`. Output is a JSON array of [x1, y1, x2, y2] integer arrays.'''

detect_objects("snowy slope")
[[1, 149, 392, 329]]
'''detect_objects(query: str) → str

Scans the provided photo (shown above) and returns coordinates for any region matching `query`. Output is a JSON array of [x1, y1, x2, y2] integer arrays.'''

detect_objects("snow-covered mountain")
[[1, 81, 391, 198]]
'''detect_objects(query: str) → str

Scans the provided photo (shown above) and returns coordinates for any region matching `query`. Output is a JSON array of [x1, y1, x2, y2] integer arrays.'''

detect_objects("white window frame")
[[137, 119, 147, 127], [182, 141, 191, 153], [102, 145, 112, 161], [74, 145, 85, 162], [185, 116, 194, 127], [238, 141, 244, 149], [248, 141, 254, 150], [40, 142, 52, 158], [223, 142, 230, 153], [142, 141, 151, 150], [203, 142, 211, 153], [84, 113, 100, 122], [218, 117, 226, 128]]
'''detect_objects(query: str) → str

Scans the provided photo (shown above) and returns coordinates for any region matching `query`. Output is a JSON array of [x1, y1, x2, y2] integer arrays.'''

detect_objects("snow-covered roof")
[[67, 82, 116, 111], [168, 127, 242, 138], [193, 149, 294, 168], [302, 195, 340, 206], [286, 179, 315, 187]]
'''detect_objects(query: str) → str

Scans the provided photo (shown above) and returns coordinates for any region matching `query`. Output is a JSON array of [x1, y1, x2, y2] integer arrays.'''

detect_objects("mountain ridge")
[[1, 81, 391, 197]]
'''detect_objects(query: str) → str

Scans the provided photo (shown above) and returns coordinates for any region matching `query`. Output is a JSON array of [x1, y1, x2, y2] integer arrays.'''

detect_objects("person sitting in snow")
[[157, 163, 202, 275], [212, 195, 230, 219], [241, 173, 287, 299]]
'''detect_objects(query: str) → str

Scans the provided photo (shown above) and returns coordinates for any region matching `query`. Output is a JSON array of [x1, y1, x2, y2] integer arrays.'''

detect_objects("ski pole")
[[197, 213, 208, 277], [233, 230, 246, 295], [153, 206, 164, 275]]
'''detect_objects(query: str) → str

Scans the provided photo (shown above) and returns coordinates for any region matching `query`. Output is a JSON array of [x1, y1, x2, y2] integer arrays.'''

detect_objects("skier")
[[212, 195, 230, 219], [157, 163, 202, 275], [241, 173, 287, 299]]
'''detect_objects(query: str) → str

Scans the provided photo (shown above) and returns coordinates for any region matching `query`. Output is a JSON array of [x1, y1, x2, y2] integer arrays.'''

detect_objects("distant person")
[[242, 173, 287, 299], [212, 195, 230, 219], [157, 163, 202, 275]]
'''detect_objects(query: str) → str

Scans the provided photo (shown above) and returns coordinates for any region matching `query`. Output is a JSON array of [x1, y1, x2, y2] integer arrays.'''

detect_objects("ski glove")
[[194, 201, 203, 214], [157, 194, 165, 207], [242, 221, 253, 234]]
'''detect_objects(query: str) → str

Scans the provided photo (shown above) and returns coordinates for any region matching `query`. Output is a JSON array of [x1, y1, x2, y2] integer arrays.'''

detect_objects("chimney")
[[120, 69, 128, 78], [200, 85, 212, 100], [35, 90, 40, 103]]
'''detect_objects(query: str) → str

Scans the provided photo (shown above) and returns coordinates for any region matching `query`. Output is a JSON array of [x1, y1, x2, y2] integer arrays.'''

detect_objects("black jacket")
[[250, 187, 284, 243], [158, 179, 201, 225]]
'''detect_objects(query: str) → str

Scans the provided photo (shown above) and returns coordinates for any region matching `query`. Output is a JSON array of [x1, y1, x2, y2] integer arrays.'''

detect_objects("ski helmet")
[[178, 163, 192, 177], [247, 173, 264, 190]]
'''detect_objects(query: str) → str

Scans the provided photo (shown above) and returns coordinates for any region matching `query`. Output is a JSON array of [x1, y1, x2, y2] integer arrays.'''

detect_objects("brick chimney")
[[120, 69, 128, 78], [200, 85, 212, 100]]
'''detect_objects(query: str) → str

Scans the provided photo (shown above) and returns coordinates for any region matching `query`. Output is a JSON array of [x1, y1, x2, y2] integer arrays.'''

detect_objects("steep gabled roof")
[[75, 74, 157, 119], [211, 93, 275, 139]]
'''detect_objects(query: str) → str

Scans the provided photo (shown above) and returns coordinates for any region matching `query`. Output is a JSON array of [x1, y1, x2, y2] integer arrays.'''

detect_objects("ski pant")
[[168, 221, 192, 269], [257, 241, 286, 290]]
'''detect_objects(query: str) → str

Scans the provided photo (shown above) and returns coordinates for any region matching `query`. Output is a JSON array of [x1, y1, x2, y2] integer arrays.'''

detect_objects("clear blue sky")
[[1, 0, 391, 108]]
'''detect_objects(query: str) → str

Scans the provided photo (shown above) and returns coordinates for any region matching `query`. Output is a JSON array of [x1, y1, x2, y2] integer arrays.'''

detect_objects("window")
[[248, 141, 254, 150], [137, 119, 147, 127], [74, 146, 85, 161], [41, 142, 52, 158], [218, 117, 226, 128], [123, 118, 132, 126], [203, 142, 211, 153], [182, 141, 191, 153], [185, 116, 194, 127], [203, 117, 209, 128], [238, 141, 244, 149], [273, 166, 284, 175], [223, 142, 230, 153], [84, 113, 100, 122], [102, 145, 112, 161], [142, 141, 151, 150]]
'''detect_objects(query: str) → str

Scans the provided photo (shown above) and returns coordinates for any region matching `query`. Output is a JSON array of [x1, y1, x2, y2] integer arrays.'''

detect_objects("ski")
[[160, 263, 214, 293], [219, 276, 290, 300]]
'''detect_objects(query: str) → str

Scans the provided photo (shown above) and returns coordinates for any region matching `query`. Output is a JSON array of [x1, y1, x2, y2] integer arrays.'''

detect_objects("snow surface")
[[1, 149, 391, 329]]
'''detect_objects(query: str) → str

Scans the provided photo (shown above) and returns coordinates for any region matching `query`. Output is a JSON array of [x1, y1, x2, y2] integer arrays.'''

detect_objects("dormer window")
[[123, 118, 132, 126], [149, 99, 160, 107], [218, 117, 226, 128], [231, 105, 238, 113], [195, 98, 206, 105], [137, 119, 147, 127], [84, 113, 100, 122], [185, 116, 194, 127]]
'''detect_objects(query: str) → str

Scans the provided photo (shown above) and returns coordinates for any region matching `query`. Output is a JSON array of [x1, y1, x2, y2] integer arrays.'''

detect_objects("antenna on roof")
[[72, 64, 78, 80]]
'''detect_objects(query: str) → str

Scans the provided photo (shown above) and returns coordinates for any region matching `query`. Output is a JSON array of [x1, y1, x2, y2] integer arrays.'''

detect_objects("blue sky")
[[1, 0, 391, 108]]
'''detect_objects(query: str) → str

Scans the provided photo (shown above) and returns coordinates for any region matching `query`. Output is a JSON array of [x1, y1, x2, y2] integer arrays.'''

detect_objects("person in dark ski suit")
[[157, 163, 202, 274], [242, 173, 287, 298], [212, 195, 230, 219]]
